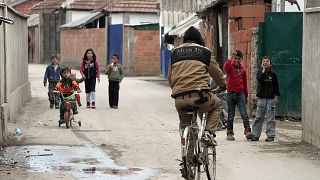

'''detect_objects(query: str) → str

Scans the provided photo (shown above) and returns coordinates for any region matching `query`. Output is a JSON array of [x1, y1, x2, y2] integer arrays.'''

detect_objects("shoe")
[[58, 119, 64, 123], [78, 102, 82, 107], [86, 102, 90, 108], [112, 106, 118, 109], [226, 130, 235, 141], [201, 131, 217, 146], [251, 137, 259, 141], [91, 102, 96, 109], [50, 104, 54, 109], [55, 104, 59, 109], [265, 137, 274, 142], [73, 110, 79, 114], [244, 128, 253, 140]]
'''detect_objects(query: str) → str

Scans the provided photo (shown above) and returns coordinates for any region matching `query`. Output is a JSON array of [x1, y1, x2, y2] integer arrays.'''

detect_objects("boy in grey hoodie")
[[106, 54, 124, 109]]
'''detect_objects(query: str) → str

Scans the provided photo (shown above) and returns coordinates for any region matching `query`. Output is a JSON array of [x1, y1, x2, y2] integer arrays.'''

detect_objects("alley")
[[1, 64, 320, 180]]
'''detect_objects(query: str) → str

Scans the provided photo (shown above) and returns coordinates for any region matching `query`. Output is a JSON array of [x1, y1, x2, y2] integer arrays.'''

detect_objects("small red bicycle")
[[54, 91, 81, 128]]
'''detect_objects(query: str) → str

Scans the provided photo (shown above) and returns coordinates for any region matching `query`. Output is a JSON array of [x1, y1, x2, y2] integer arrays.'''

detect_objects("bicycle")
[[180, 106, 216, 180], [54, 91, 81, 128]]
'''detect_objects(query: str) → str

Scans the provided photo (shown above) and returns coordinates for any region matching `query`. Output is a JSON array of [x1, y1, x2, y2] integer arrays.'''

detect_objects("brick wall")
[[123, 26, 160, 76], [14, 0, 43, 14], [60, 28, 107, 71]]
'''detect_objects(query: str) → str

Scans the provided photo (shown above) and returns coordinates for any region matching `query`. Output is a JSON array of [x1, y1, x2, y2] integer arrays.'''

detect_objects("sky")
[[285, 0, 305, 12]]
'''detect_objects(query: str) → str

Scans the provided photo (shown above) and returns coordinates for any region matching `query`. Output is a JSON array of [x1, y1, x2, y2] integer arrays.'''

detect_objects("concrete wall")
[[60, 28, 107, 71], [123, 26, 160, 76], [0, 5, 31, 143], [302, 2, 320, 147], [110, 13, 159, 25], [66, 10, 91, 24]]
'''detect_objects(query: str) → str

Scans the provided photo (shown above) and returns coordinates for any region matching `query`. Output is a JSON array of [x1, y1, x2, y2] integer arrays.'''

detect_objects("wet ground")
[[0, 140, 156, 180]]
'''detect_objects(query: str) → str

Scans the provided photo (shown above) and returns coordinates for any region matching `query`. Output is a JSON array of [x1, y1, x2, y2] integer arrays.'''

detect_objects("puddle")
[[0, 143, 157, 179]]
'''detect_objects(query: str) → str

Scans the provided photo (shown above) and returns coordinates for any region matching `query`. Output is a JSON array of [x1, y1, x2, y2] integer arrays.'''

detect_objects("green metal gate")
[[258, 12, 303, 117]]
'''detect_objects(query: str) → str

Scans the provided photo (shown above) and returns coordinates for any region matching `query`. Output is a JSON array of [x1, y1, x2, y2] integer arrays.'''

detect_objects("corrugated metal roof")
[[60, 11, 103, 28], [167, 14, 202, 37], [29, 0, 65, 14], [103, 0, 159, 13]]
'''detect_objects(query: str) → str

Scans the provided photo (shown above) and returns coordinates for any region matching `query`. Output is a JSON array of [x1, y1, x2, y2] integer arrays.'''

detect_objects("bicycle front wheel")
[[205, 146, 216, 180], [183, 128, 200, 180]]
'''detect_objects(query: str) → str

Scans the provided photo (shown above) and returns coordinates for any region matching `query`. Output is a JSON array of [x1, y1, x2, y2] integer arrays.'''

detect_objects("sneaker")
[[86, 102, 90, 108], [244, 128, 253, 140], [265, 137, 274, 142], [201, 131, 217, 146], [251, 137, 259, 141], [91, 102, 96, 109], [50, 104, 54, 109], [226, 130, 235, 141]]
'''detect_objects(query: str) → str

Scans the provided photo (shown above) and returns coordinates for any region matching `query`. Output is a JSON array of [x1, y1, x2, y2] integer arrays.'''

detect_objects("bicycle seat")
[[181, 106, 199, 113]]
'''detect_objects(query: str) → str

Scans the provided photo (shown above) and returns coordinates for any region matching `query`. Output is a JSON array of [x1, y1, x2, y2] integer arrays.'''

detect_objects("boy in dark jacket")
[[43, 55, 62, 109], [251, 56, 280, 142], [224, 50, 252, 141]]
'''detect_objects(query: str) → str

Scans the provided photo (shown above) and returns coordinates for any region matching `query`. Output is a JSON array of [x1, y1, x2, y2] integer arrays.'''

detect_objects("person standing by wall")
[[106, 54, 124, 109], [80, 48, 101, 109], [43, 55, 62, 109], [224, 50, 252, 141], [251, 56, 280, 142]]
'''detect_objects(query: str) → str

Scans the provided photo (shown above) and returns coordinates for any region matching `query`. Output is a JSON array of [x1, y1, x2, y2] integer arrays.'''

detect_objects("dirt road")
[[1, 64, 319, 180]]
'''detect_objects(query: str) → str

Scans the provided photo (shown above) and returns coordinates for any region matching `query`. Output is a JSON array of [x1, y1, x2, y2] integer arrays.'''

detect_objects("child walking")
[[251, 56, 280, 142], [224, 50, 253, 141], [43, 55, 62, 109], [80, 48, 100, 109], [106, 54, 124, 109]]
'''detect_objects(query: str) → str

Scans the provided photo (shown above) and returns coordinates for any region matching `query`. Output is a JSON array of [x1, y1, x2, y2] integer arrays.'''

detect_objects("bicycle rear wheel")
[[183, 128, 200, 180], [205, 146, 216, 180]]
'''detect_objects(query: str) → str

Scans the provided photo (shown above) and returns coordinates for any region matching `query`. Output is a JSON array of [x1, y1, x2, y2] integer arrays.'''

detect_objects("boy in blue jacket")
[[43, 55, 62, 109]]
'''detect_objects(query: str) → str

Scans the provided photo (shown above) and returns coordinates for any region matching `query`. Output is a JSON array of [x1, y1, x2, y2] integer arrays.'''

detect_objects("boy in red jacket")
[[224, 50, 253, 141]]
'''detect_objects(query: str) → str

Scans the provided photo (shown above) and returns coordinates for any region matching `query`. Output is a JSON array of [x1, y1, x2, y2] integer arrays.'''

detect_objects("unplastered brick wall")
[[123, 27, 160, 76], [228, 0, 271, 77], [60, 28, 107, 71]]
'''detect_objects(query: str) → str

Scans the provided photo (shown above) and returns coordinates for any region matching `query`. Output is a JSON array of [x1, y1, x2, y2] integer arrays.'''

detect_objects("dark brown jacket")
[[168, 43, 226, 97]]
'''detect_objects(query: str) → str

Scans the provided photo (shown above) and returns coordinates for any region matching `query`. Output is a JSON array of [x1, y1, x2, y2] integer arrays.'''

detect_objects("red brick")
[[229, 21, 239, 33], [239, 29, 252, 43], [239, 42, 248, 55], [247, 42, 252, 55], [240, 18, 255, 29], [252, 5, 266, 18], [253, 17, 265, 27]]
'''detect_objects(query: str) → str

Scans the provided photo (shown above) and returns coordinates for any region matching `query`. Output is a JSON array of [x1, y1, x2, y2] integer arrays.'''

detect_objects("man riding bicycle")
[[168, 26, 226, 146]]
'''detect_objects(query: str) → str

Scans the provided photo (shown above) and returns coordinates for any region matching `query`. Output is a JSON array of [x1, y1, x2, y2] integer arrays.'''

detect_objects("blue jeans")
[[252, 98, 276, 138], [227, 92, 250, 130]]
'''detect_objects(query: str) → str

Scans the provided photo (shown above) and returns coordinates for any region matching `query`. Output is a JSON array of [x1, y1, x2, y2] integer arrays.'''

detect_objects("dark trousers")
[[226, 92, 250, 130], [108, 80, 119, 107], [85, 78, 96, 93], [48, 82, 59, 105]]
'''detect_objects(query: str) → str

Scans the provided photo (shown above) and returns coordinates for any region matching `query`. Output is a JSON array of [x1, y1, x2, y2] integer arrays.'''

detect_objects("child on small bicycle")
[[56, 67, 80, 123]]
